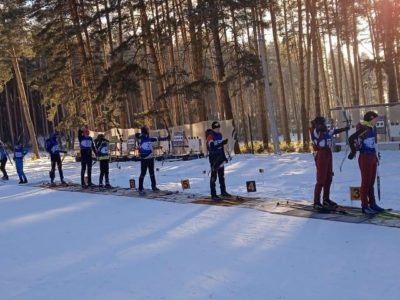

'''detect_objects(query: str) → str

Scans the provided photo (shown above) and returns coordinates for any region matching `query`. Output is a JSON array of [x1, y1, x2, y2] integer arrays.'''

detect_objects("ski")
[[39, 181, 78, 189], [373, 209, 400, 219], [278, 201, 352, 215]]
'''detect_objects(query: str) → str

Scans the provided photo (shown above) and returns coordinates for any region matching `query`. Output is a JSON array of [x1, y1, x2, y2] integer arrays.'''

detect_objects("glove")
[[135, 133, 141, 139], [348, 151, 356, 160], [344, 126, 350, 131], [221, 139, 228, 145]]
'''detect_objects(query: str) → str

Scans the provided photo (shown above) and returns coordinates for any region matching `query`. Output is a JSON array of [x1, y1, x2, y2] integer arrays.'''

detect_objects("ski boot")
[[152, 187, 160, 192], [313, 202, 324, 210], [105, 183, 112, 189], [362, 206, 377, 215], [221, 192, 232, 198], [212, 195, 222, 201], [323, 199, 338, 208], [370, 203, 385, 212]]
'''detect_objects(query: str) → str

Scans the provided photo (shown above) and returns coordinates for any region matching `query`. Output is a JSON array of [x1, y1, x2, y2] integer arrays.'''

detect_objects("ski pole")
[[376, 144, 381, 202], [6, 151, 14, 167]]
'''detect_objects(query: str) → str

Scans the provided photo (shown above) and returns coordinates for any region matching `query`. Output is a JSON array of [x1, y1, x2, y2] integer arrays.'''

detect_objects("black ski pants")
[[210, 166, 226, 197], [81, 159, 93, 186], [50, 154, 64, 182], [139, 158, 156, 190], [99, 160, 109, 185], [0, 158, 8, 178]]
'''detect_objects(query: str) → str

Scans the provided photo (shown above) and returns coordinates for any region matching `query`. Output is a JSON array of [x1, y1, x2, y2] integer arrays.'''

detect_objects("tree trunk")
[[209, 0, 233, 120], [351, 2, 361, 103], [185, 0, 206, 122], [367, 5, 384, 103], [10, 47, 40, 158], [323, 0, 339, 102], [317, 26, 331, 117], [258, 28, 280, 154], [4, 84, 15, 145], [310, 0, 321, 116], [305, 0, 312, 116], [298, 0, 309, 150], [283, 1, 301, 141], [269, 1, 290, 144], [333, 0, 344, 102], [230, 6, 249, 148], [251, 7, 269, 149], [381, 0, 399, 102], [67, 0, 94, 127], [342, 2, 357, 105]]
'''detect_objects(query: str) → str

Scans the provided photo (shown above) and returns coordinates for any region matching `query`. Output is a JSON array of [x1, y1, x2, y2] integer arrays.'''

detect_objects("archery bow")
[[161, 117, 171, 166], [109, 119, 123, 169], [335, 96, 351, 172]]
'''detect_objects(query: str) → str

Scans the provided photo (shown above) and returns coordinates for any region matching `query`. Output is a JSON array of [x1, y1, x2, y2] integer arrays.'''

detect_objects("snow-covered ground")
[[1, 151, 400, 300]]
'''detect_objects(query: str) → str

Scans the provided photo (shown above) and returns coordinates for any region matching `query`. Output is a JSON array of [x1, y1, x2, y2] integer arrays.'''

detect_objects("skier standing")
[[14, 142, 28, 184], [135, 125, 169, 193], [0, 141, 9, 180], [310, 117, 349, 209], [206, 121, 231, 201], [95, 134, 111, 188], [78, 127, 97, 188], [45, 132, 66, 184], [348, 111, 384, 214]]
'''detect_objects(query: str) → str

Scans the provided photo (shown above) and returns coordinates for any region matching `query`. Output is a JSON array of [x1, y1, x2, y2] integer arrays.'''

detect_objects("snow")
[[1, 151, 400, 300]]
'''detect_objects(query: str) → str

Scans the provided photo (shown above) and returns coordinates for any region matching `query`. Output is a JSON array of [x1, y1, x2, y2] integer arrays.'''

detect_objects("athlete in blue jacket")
[[135, 125, 169, 193], [78, 127, 97, 187], [46, 132, 66, 184], [14, 143, 28, 184], [348, 111, 384, 214], [206, 121, 230, 200], [310, 117, 349, 209]]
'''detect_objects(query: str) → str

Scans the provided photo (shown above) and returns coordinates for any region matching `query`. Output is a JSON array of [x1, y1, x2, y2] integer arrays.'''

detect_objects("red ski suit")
[[310, 127, 338, 205], [349, 122, 378, 209]]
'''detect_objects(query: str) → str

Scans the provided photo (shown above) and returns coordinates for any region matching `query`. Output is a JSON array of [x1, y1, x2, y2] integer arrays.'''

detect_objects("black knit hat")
[[364, 111, 378, 121], [312, 116, 326, 126], [141, 125, 149, 134], [211, 121, 221, 129]]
